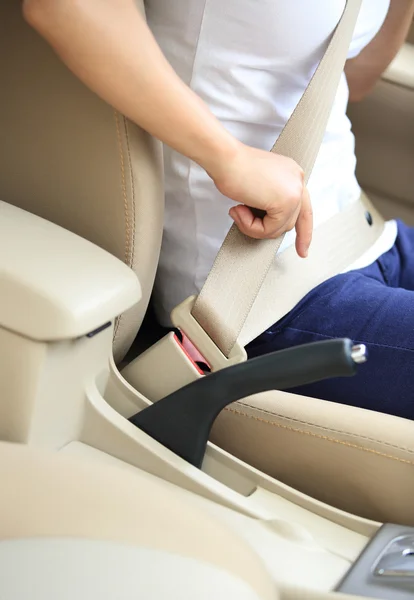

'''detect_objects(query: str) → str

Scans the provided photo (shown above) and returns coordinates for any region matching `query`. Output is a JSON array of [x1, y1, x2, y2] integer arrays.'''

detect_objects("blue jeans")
[[247, 221, 414, 420]]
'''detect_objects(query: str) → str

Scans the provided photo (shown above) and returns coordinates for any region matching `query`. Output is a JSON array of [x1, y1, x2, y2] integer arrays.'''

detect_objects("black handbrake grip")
[[129, 338, 367, 468]]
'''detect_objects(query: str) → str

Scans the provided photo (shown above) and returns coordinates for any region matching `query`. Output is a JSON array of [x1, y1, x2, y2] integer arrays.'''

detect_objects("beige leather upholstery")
[[0, 1, 164, 362], [348, 41, 414, 224], [0, 442, 276, 600], [407, 17, 414, 44], [211, 391, 414, 525]]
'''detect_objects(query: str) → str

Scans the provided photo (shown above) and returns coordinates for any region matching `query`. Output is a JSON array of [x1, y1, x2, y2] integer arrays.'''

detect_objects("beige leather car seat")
[[1, 2, 414, 525], [0, 0, 164, 364], [348, 32, 414, 223]]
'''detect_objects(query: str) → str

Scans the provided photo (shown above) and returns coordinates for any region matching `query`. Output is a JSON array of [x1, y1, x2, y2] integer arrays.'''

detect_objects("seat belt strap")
[[191, 0, 364, 358], [172, 192, 384, 368]]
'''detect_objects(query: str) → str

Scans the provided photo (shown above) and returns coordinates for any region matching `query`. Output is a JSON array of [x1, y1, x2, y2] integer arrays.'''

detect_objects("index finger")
[[295, 186, 313, 258]]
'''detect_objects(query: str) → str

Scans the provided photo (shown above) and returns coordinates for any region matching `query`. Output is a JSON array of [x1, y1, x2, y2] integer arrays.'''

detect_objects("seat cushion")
[[211, 390, 414, 525]]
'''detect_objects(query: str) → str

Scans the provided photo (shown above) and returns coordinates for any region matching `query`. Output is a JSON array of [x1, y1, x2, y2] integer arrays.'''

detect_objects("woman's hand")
[[210, 143, 313, 257]]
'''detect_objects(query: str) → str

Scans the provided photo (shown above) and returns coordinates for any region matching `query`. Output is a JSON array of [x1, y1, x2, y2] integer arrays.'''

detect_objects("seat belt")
[[188, 0, 365, 357], [122, 0, 385, 400]]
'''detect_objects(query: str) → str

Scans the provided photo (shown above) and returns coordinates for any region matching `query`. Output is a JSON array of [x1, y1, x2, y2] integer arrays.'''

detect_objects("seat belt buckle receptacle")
[[171, 296, 247, 373], [121, 296, 247, 402], [121, 330, 204, 402]]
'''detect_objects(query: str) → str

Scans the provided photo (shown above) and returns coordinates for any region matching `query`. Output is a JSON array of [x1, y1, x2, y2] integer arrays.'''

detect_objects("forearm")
[[23, 0, 238, 177], [22, 0, 312, 249], [345, 0, 414, 102]]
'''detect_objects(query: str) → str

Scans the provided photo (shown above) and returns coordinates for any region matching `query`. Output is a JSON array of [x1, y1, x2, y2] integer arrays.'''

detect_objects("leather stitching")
[[225, 406, 414, 466], [234, 402, 414, 453], [114, 110, 132, 265], [113, 110, 132, 341], [122, 116, 136, 267]]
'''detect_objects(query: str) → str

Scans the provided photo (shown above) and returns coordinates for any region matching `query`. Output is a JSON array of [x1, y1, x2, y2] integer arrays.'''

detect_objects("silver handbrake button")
[[374, 535, 414, 578], [337, 524, 414, 599]]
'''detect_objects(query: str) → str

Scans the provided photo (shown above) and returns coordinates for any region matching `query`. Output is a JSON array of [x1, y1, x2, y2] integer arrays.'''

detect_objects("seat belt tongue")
[[171, 296, 247, 372]]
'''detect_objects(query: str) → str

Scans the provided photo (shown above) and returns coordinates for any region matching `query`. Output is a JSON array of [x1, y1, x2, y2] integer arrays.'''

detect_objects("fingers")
[[229, 205, 268, 238], [295, 187, 313, 258], [230, 204, 292, 239], [229, 185, 312, 256]]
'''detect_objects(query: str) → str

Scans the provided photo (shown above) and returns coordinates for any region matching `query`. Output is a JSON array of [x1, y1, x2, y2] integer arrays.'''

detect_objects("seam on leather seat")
[[225, 407, 414, 465], [114, 110, 132, 265], [234, 402, 414, 453], [113, 111, 133, 342], [123, 117, 136, 266]]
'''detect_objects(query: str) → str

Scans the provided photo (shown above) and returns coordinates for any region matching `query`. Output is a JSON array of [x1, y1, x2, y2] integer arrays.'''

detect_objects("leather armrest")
[[0, 202, 141, 341]]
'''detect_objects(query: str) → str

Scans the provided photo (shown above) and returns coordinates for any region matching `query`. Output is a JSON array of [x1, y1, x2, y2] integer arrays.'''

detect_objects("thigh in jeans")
[[247, 262, 414, 420]]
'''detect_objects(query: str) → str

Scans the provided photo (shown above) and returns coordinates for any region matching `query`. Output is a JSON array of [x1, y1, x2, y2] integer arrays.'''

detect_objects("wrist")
[[191, 126, 242, 183]]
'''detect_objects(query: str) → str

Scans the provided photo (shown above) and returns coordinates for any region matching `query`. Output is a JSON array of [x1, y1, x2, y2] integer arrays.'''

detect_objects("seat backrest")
[[0, 2, 164, 363]]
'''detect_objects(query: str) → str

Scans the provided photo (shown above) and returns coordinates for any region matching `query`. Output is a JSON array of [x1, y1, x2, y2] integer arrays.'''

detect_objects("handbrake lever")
[[129, 339, 367, 468]]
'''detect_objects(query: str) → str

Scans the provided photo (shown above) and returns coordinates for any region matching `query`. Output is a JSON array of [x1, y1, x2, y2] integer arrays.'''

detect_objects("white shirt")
[[145, 0, 396, 326]]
